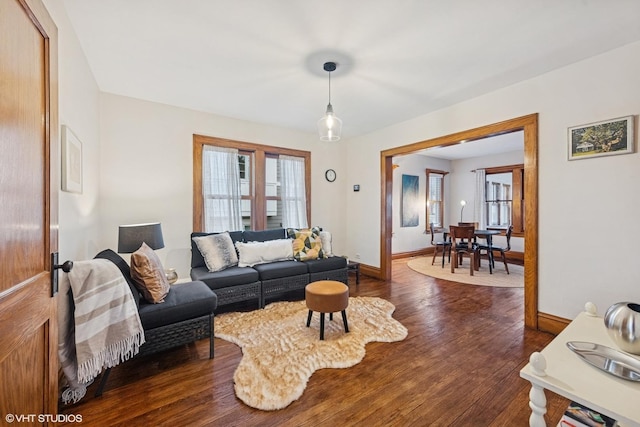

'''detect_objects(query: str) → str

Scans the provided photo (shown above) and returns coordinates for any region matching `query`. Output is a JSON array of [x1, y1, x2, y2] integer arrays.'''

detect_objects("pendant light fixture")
[[317, 61, 342, 141]]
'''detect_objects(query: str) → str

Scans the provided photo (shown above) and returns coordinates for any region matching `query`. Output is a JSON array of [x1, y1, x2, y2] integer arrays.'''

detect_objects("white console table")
[[520, 305, 640, 427]]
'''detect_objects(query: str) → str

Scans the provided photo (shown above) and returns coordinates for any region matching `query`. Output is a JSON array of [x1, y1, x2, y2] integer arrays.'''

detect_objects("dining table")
[[472, 229, 500, 273], [443, 228, 501, 273]]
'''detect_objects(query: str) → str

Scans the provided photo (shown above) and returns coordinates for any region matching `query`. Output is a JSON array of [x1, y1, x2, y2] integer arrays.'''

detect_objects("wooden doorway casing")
[[380, 114, 539, 329], [0, 0, 59, 417]]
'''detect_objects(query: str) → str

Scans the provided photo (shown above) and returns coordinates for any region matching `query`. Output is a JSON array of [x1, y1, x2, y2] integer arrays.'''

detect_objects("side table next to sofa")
[[347, 261, 360, 285]]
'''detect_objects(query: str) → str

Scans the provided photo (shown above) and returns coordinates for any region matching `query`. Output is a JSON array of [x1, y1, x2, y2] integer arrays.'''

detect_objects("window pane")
[[485, 172, 513, 229], [427, 172, 444, 228], [239, 153, 252, 230], [265, 157, 282, 228]]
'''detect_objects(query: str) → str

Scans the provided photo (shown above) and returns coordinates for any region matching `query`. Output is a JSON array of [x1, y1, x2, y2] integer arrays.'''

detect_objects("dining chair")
[[429, 223, 451, 267], [449, 225, 477, 276], [458, 222, 479, 228], [478, 225, 513, 274]]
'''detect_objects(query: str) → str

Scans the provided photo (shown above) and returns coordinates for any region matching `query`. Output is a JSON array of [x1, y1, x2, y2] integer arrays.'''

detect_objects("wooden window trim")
[[193, 135, 311, 232], [425, 169, 448, 231], [484, 164, 524, 235]]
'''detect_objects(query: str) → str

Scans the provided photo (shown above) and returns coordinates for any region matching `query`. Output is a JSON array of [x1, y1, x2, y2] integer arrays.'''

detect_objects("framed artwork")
[[568, 115, 634, 160], [401, 174, 419, 227], [61, 125, 83, 193]]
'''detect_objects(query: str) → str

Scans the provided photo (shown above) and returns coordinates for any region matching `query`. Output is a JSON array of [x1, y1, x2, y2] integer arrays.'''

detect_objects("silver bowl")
[[604, 302, 640, 355]]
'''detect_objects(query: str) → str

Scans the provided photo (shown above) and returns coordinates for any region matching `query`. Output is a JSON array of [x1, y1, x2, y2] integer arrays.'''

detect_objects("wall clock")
[[325, 169, 336, 182]]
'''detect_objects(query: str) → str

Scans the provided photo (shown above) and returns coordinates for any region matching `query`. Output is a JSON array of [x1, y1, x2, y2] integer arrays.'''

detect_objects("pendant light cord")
[[328, 71, 332, 105]]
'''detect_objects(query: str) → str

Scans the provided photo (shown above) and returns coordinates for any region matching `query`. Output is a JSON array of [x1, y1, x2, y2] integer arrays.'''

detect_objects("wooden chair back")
[[458, 222, 479, 228], [450, 226, 475, 248], [449, 225, 476, 275]]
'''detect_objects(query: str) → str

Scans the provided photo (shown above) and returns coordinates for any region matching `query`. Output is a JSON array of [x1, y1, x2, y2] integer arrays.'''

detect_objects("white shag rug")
[[214, 296, 408, 411]]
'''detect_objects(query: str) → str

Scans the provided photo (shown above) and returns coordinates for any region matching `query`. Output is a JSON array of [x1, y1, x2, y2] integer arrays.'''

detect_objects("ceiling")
[[62, 0, 640, 141], [416, 131, 524, 160]]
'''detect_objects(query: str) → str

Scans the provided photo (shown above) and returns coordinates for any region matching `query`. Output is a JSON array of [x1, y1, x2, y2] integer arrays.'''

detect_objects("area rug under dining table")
[[407, 256, 524, 288], [214, 296, 408, 410]]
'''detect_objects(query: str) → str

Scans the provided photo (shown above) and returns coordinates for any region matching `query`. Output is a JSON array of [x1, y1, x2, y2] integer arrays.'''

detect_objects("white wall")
[[99, 94, 347, 278], [44, 0, 102, 262], [345, 40, 640, 319], [391, 154, 450, 254]]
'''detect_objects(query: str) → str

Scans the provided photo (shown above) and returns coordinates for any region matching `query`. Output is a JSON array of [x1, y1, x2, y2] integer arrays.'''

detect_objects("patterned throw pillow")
[[192, 232, 239, 272], [130, 242, 170, 304], [287, 226, 325, 261]]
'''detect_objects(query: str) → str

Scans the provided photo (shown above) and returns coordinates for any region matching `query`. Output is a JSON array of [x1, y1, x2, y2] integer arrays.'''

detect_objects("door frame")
[[380, 114, 539, 329]]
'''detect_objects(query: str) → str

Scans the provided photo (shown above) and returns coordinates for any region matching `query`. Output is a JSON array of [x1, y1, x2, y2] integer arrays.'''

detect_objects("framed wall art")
[[568, 115, 634, 161], [401, 174, 419, 227], [61, 125, 83, 193]]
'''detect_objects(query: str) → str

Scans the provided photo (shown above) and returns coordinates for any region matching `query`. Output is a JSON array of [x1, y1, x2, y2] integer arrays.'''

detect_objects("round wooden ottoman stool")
[[305, 280, 349, 340]]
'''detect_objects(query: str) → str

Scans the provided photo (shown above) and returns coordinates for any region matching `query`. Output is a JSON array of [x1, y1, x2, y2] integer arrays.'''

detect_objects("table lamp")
[[117, 222, 177, 284], [460, 200, 466, 222], [118, 222, 165, 253]]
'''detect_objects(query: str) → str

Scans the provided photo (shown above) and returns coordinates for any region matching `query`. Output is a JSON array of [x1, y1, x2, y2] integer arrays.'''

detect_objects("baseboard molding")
[[391, 248, 431, 260], [359, 263, 382, 280], [537, 312, 570, 335], [506, 251, 524, 264]]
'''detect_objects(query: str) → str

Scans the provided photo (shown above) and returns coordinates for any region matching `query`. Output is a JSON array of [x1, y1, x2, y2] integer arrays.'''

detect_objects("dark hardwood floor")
[[60, 258, 568, 426]]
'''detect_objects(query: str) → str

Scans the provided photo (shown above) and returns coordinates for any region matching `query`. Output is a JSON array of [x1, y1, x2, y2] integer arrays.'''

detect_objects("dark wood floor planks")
[[60, 258, 568, 426]]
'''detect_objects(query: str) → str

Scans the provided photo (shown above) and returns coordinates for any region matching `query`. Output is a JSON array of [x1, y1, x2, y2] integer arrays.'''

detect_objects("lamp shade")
[[317, 103, 342, 141], [317, 61, 342, 141], [118, 222, 165, 253]]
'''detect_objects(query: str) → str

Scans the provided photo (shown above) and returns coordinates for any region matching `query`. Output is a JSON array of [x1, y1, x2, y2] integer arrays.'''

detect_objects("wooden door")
[[0, 0, 59, 422]]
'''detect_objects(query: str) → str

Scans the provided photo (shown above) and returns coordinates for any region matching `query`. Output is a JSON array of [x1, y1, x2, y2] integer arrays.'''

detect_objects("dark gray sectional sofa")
[[190, 228, 347, 309]]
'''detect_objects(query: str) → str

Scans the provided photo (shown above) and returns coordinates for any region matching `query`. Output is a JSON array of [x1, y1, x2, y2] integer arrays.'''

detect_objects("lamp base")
[[165, 268, 178, 284]]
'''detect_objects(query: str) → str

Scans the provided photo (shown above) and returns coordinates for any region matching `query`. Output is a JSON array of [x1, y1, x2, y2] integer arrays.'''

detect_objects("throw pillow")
[[192, 232, 239, 272], [319, 231, 332, 256], [130, 242, 170, 304], [287, 226, 325, 261], [235, 239, 294, 267]]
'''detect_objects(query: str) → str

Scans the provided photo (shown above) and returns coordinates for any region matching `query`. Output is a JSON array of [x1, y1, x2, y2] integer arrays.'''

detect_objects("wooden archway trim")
[[380, 114, 539, 329]]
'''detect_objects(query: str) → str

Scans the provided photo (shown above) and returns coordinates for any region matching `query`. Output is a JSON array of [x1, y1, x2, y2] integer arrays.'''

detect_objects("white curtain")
[[202, 145, 243, 232], [474, 169, 486, 230], [280, 155, 308, 229]]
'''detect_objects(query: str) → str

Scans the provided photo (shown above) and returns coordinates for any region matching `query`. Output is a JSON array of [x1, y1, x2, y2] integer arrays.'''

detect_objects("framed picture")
[[401, 174, 419, 227], [568, 115, 634, 161], [61, 125, 83, 193]]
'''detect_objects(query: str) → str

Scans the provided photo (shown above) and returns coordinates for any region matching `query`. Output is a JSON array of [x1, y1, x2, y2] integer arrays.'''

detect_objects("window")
[[426, 169, 448, 229], [483, 164, 524, 233], [201, 145, 243, 232], [193, 135, 311, 232], [485, 174, 511, 227]]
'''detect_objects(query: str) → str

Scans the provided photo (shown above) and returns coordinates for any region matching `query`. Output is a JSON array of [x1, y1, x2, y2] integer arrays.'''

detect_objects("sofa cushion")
[[305, 256, 347, 273], [94, 249, 140, 308], [192, 232, 239, 272], [130, 243, 170, 304], [138, 281, 217, 330], [191, 231, 243, 268], [191, 265, 260, 289], [235, 239, 293, 267], [287, 226, 325, 261], [243, 228, 285, 242], [252, 260, 308, 281]]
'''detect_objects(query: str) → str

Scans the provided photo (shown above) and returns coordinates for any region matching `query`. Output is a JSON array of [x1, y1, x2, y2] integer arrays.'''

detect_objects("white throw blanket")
[[58, 259, 145, 404]]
